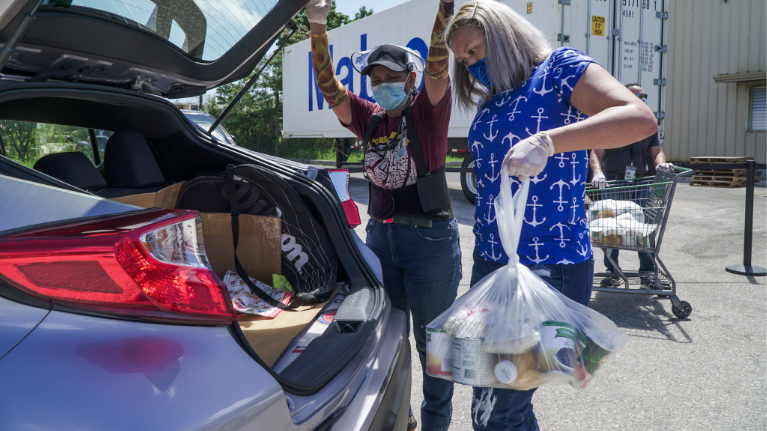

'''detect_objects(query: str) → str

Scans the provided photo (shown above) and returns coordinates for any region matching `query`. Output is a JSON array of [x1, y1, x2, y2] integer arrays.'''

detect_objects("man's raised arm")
[[423, 0, 454, 107], [307, 1, 353, 125]]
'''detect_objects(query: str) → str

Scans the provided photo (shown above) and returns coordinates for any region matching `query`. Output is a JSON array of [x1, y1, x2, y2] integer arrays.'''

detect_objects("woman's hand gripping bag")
[[426, 167, 629, 390]]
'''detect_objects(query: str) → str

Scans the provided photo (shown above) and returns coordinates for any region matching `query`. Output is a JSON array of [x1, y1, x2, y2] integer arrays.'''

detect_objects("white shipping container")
[[282, 0, 667, 139]]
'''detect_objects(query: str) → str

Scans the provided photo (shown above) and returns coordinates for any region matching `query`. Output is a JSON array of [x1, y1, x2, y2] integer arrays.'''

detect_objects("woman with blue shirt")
[[444, 1, 658, 430]]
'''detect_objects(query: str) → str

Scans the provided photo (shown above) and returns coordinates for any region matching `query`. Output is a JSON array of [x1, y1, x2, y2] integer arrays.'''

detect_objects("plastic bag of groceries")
[[587, 199, 645, 223], [426, 167, 629, 390]]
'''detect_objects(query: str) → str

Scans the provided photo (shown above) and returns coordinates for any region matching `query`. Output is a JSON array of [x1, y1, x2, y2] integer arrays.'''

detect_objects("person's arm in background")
[[648, 139, 673, 170], [590, 149, 606, 188], [306, 1, 353, 125], [422, 0, 454, 107]]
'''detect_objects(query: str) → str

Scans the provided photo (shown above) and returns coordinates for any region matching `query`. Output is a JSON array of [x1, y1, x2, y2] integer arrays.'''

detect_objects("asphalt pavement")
[[334, 169, 766, 431]]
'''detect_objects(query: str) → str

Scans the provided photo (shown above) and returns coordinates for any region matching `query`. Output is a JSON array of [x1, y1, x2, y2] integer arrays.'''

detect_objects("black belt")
[[373, 215, 433, 228]]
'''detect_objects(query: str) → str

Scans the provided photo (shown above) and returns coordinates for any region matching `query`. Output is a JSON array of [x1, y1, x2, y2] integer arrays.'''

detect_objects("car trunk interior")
[[0, 84, 383, 394]]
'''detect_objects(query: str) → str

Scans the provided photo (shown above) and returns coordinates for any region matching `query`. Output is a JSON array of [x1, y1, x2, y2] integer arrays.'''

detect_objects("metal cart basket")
[[585, 166, 694, 318]]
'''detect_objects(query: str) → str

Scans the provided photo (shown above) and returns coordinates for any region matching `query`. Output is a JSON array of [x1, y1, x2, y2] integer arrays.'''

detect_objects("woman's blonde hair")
[[445, 0, 553, 110]]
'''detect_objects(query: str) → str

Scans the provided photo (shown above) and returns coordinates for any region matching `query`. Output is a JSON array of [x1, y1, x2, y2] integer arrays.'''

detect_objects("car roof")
[[181, 109, 213, 117]]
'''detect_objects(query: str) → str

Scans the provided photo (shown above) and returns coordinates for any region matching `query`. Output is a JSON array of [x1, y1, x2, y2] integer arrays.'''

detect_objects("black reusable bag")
[[176, 165, 338, 305]]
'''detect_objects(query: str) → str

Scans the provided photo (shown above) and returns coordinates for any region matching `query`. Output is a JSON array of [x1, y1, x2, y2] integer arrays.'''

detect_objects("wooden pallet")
[[690, 179, 747, 188], [690, 156, 759, 186], [692, 169, 747, 176], [692, 174, 761, 182], [690, 156, 753, 163]]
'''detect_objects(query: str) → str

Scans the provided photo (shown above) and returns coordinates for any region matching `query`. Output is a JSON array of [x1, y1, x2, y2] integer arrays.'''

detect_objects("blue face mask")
[[371, 81, 409, 111], [467, 58, 492, 88]]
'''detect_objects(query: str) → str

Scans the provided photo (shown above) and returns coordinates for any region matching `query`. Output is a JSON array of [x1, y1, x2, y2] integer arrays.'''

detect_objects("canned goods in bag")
[[426, 328, 452, 377], [578, 335, 612, 375], [538, 321, 580, 382], [452, 337, 486, 386]]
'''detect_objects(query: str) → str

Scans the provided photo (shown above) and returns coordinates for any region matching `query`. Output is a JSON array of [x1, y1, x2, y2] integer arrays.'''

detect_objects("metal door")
[[560, 0, 667, 135], [611, 0, 667, 134]]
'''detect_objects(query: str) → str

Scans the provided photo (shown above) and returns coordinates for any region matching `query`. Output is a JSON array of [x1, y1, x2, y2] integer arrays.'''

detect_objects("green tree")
[[207, 1, 372, 157], [0, 121, 38, 166], [354, 6, 374, 20]]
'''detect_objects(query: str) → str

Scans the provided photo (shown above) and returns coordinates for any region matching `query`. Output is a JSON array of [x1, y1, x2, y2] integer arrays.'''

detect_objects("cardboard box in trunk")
[[202, 212, 303, 367], [110, 182, 186, 209], [238, 284, 341, 367], [115, 183, 300, 367], [200, 213, 281, 284]]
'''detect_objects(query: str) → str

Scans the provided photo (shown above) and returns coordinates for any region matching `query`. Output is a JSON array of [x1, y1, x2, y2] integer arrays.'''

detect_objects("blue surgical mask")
[[467, 58, 492, 88], [371, 82, 409, 110]]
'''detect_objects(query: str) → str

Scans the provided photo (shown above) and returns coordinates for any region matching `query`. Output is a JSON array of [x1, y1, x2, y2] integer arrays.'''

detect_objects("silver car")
[[182, 109, 238, 146], [0, 0, 410, 429]]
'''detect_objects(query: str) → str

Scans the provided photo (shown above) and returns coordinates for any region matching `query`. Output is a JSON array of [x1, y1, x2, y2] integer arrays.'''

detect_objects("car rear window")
[[0, 121, 106, 167], [183, 111, 235, 145], [42, 0, 280, 62]]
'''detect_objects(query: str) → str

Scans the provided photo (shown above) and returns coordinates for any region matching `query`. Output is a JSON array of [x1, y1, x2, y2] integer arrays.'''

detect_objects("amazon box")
[[110, 182, 186, 209], [237, 284, 341, 367], [200, 213, 281, 284]]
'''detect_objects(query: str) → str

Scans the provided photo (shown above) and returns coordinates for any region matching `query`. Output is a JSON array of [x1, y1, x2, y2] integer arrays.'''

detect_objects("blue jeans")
[[602, 173, 656, 274], [365, 217, 462, 431], [469, 248, 594, 431]]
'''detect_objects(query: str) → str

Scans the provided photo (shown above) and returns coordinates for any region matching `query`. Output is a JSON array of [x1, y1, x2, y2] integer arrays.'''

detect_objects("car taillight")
[[327, 169, 361, 228], [0, 209, 235, 324]]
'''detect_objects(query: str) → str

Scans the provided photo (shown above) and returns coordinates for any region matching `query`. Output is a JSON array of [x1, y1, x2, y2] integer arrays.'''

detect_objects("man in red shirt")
[[306, 1, 460, 430]]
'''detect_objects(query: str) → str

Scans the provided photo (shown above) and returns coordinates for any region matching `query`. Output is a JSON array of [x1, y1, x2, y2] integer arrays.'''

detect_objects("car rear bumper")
[[368, 334, 411, 431], [328, 307, 411, 431]]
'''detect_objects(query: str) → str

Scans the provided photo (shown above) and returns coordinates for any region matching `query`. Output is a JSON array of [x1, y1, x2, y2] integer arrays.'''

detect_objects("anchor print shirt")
[[470, 47, 595, 266]]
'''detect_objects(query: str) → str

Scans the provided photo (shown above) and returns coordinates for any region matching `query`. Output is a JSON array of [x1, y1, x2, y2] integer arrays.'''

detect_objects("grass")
[[281, 146, 465, 164]]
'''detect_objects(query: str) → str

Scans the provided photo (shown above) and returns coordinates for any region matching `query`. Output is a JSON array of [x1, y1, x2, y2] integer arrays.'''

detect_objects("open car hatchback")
[[0, 1, 411, 430]]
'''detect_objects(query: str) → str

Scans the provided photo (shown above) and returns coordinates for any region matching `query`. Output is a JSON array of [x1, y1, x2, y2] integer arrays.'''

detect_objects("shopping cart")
[[585, 166, 694, 318]]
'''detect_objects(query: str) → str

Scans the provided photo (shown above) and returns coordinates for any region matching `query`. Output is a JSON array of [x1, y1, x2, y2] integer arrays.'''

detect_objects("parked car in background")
[[181, 109, 238, 146], [0, 0, 409, 429]]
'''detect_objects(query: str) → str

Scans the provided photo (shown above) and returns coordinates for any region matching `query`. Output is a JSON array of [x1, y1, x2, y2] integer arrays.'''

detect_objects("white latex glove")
[[656, 162, 674, 171], [305, 0, 332, 24], [501, 132, 555, 181], [591, 172, 607, 189]]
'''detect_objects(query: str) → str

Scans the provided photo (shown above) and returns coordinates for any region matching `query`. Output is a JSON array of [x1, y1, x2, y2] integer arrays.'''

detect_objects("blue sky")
[[179, 0, 411, 103], [335, 0, 409, 18]]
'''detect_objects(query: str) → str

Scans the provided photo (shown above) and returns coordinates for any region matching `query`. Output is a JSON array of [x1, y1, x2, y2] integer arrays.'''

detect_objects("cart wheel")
[[671, 301, 692, 319]]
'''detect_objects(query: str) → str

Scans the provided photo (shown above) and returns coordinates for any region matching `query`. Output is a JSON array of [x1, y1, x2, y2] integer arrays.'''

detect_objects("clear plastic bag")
[[587, 199, 645, 223], [426, 167, 629, 390], [588, 212, 658, 248]]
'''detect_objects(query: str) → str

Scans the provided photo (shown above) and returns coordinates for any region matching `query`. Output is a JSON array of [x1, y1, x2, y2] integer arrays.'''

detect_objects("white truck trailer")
[[282, 0, 668, 202]]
